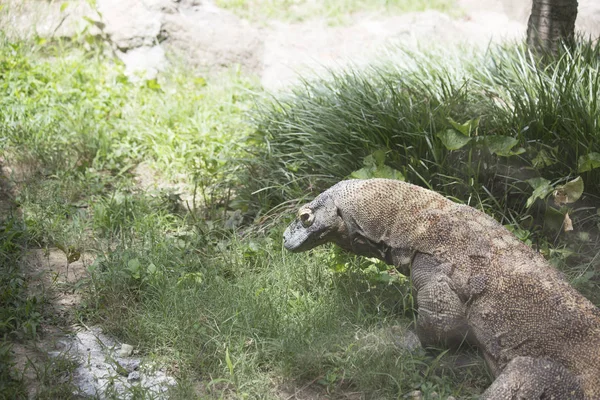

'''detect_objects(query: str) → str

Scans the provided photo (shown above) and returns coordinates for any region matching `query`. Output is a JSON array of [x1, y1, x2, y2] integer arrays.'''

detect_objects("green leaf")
[[193, 77, 207, 86], [147, 263, 157, 275], [145, 79, 161, 91], [350, 165, 404, 181], [60, 2, 69, 12], [372, 149, 386, 166], [526, 177, 553, 208], [437, 129, 472, 150], [177, 272, 203, 286], [127, 258, 141, 273], [543, 206, 566, 232], [572, 270, 596, 287], [362, 153, 376, 167], [225, 348, 234, 377], [484, 136, 521, 157], [448, 117, 480, 136], [531, 149, 556, 168], [553, 176, 584, 206], [350, 167, 372, 179], [371, 165, 405, 180], [578, 152, 600, 173], [351, 152, 404, 180]]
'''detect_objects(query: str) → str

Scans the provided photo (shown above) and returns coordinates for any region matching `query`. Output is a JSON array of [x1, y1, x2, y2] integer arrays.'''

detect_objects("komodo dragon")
[[283, 178, 600, 399]]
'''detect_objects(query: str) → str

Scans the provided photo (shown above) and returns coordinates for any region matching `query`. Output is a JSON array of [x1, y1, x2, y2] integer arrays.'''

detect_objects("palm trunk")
[[527, 0, 578, 53]]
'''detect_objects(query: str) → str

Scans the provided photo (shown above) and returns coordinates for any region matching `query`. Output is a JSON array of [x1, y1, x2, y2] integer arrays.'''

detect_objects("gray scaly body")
[[283, 178, 600, 399]]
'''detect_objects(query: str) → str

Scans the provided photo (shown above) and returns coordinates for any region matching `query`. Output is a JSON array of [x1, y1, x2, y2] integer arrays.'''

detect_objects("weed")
[[0, 341, 27, 399], [242, 41, 600, 248], [31, 353, 81, 400]]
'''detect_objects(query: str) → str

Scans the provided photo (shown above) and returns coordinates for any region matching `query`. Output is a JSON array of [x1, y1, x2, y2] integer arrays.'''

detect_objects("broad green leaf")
[[147, 263, 157, 275], [578, 152, 600, 173], [372, 149, 386, 166], [532, 149, 556, 168], [350, 165, 404, 181], [145, 79, 161, 91], [553, 176, 583, 206], [177, 272, 203, 285], [448, 117, 480, 136], [484, 136, 520, 156], [526, 177, 553, 208], [362, 154, 375, 167], [437, 129, 472, 150], [352, 152, 404, 180], [544, 205, 567, 232], [350, 167, 372, 179], [127, 258, 141, 272], [193, 77, 207, 86], [372, 165, 405, 180], [572, 270, 596, 287]]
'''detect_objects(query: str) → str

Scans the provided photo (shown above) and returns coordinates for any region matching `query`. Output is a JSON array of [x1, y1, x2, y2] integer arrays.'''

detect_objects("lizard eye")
[[298, 209, 314, 228]]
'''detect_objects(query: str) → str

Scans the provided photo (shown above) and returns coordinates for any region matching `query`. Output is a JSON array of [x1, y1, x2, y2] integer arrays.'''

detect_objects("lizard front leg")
[[411, 253, 468, 348], [480, 356, 583, 399]]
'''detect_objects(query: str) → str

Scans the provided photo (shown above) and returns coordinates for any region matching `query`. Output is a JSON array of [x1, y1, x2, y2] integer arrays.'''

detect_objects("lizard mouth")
[[283, 220, 310, 252], [283, 220, 331, 252]]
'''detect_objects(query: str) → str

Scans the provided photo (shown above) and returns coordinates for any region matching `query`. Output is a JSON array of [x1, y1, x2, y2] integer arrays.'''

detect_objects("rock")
[[119, 343, 134, 357], [143, 0, 179, 14], [96, 0, 162, 51], [120, 358, 141, 372], [447, 397, 457, 400], [49, 326, 175, 398], [388, 326, 422, 353], [161, 1, 263, 74], [0, 0, 99, 39], [128, 371, 141, 381], [405, 390, 423, 400], [118, 45, 166, 80]]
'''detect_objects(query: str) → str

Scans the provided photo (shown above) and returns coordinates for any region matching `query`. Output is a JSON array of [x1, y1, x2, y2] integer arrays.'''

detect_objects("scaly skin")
[[283, 178, 600, 399]]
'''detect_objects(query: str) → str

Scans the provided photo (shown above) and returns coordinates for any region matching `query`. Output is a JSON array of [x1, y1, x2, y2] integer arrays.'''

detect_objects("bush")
[[243, 41, 600, 222]]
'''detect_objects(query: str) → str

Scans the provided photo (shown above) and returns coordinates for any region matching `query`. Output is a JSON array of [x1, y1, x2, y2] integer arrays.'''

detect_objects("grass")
[[87, 203, 489, 398], [243, 41, 600, 309], [243, 42, 600, 234], [0, 12, 599, 400], [215, 0, 458, 24]]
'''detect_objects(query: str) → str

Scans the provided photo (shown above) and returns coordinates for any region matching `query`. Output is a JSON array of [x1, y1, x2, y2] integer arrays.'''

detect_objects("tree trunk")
[[527, 0, 578, 53]]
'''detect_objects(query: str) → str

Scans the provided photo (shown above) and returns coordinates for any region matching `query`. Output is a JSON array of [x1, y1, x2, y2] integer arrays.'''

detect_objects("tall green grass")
[[243, 41, 600, 218], [241, 41, 600, 309], [0, 35, 257, 196], [87, 191, 488, 398]]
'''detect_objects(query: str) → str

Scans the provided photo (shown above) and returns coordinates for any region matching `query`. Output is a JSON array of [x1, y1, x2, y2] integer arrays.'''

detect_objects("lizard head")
[[283, 192, 346, 252]]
